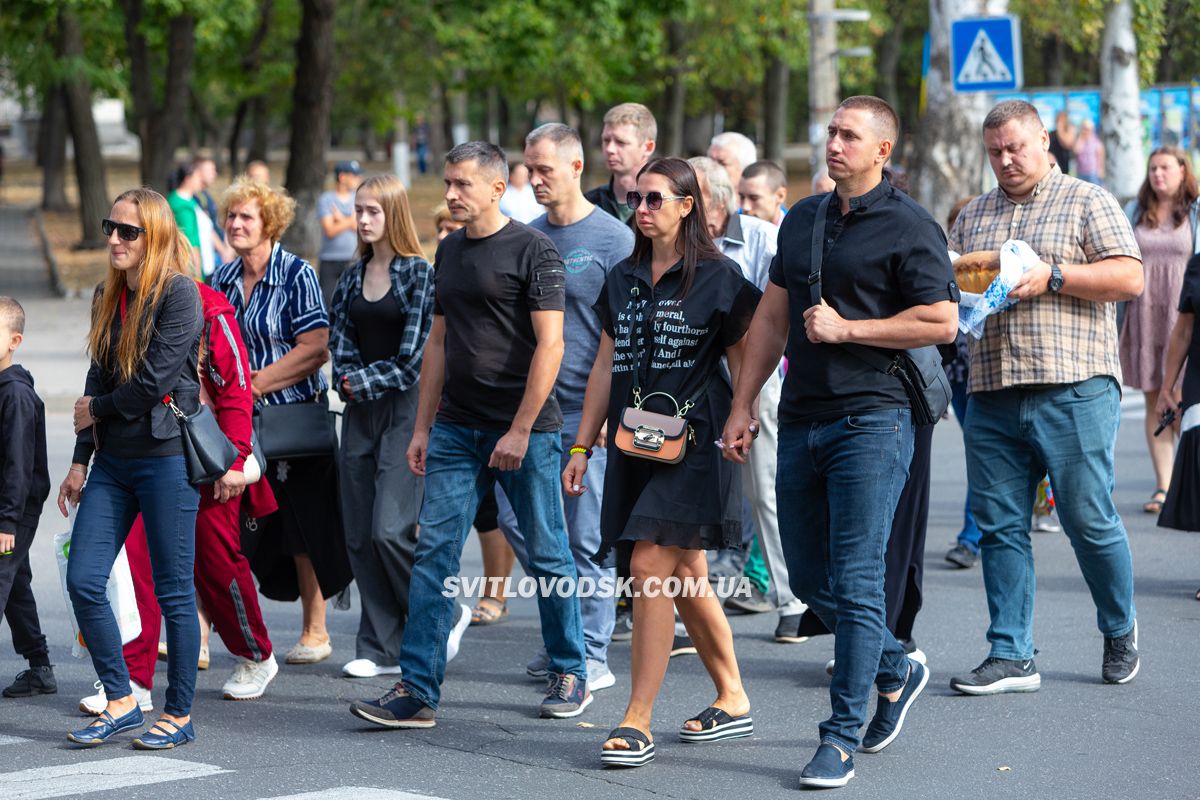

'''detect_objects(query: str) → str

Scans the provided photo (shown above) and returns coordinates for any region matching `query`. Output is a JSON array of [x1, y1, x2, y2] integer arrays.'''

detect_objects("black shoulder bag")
[[808, 192, 951, 427], [165, 395, 239, 485]]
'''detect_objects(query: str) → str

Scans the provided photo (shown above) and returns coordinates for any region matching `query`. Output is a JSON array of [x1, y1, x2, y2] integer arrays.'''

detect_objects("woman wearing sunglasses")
[[563, 157, 761, 767], [57, 189, 205, 748]]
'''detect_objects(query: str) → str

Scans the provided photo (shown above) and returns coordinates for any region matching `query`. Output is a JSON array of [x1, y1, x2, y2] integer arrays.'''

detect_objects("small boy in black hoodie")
[[0, 296, 55, 697]]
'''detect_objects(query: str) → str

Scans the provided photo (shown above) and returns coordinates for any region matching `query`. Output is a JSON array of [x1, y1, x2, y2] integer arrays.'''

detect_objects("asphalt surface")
[[0, 292, 1198, 800]]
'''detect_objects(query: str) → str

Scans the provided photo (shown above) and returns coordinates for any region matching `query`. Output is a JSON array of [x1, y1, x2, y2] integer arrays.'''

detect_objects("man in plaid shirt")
[[947, 100, 1144, 695]]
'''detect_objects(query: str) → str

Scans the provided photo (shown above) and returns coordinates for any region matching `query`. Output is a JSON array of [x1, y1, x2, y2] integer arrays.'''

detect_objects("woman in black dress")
[[563, 158, 760, 767]]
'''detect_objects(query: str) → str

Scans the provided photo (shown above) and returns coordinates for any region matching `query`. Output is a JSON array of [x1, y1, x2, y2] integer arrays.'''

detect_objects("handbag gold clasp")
[[633, 425, 666, 452]]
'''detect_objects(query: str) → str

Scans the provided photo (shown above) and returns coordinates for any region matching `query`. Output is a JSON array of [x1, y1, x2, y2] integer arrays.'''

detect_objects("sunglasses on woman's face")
[[101, 219, 147, 242], [625, 191, 687, 211]]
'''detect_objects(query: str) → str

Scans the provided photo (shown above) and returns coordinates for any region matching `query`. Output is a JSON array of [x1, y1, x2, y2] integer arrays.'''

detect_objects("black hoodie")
[[0, 364, 50, 531]]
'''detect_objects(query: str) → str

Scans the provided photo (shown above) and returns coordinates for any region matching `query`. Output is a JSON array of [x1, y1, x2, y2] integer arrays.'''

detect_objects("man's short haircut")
[[191, 154, 215, 168], [525, 123, 585, 165], [0, 296, 25, 334], [602, 103, 657, 144], [687, 156, 737, 213], [742, 160, 786, 192], [446, 141, 509, 182], [710, 132, 758, 170], [838, 95, 900, 143], [983, 100, 1045, 133]]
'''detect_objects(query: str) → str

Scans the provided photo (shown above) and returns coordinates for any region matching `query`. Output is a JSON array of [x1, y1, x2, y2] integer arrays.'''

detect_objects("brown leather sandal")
[[470, 596, 509, 626]]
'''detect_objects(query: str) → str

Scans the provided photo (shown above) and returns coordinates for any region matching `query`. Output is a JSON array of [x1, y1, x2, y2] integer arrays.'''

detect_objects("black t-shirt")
[[350, 290, 404, 365], [770, 180, 958, 423], [595, 256, 761, 421], [433, 220, 566, 432], [1179, 253, 1200, 409]]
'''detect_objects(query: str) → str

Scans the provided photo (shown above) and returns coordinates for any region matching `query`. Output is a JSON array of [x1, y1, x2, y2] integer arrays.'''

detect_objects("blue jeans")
[[497, 410, 615, 665], [951, 377, 982, 550], [776, 409, 914, 754], [67, 453, 200, 716], [964, 376, 1135, 661], [399, 422, 586, 709]]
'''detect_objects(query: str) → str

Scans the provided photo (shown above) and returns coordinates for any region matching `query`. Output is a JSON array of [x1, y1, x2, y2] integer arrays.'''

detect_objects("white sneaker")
[[446, 603, 472, 663], [222, 654, 279, 700], [342, 658, 403, 679], [78, 679, 153, 715], [587, 659, 616, 691], [825, 658, 836, 676], [1031, 513, 1061, 533]]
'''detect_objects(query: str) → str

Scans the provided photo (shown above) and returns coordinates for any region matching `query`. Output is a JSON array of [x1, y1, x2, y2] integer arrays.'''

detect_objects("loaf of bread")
[[953, 250, 1001, 294]]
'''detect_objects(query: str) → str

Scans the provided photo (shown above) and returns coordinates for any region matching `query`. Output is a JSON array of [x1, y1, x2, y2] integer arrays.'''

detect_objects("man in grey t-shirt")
[[497, 124, 634, 692], [317, 160, 363, 302]]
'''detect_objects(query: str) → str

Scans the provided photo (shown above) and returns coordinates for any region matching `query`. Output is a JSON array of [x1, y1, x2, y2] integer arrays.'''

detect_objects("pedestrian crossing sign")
[[951, 16, 1023, 92]]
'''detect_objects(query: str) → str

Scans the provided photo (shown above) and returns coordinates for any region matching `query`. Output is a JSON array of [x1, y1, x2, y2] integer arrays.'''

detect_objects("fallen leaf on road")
[[576, 722, 595, 728], [997, 766, 1011, 772]]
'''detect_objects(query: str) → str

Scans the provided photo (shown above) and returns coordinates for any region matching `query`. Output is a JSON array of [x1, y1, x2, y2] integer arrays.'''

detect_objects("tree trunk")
[[763, 53, 790, 166], [1043, 33, 1065, 87], [59, 9, 110, 248], [875, 17, 904, 115], [229, 0, 274, 174], [248, 97, 269, 163], [282, 0, 337, 260], [909, 0, 1007, 228], [428, 82, 448, 163], [1100, 0, 1143, 203], [808, 0, 840, 176], [661, 20, 687, 157], [228, 100, 249, 175], [448, 68, 469, 145], [40, 84, 70, 212]]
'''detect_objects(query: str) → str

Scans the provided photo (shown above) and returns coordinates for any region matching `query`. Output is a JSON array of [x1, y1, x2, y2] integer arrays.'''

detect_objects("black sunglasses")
[[101, 219, 147, 242], [626, 191, 687, 211]]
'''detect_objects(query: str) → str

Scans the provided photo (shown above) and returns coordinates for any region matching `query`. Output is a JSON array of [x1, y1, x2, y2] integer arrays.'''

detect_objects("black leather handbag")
[[252, 397, 338, 461], [165, 396, 239, 485]]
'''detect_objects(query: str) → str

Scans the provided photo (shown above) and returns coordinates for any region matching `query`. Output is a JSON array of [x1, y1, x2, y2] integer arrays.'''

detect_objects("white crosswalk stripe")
[[261, 790, 450, 800], [0, 756, 229, 800], [0, 735, 31, 746]]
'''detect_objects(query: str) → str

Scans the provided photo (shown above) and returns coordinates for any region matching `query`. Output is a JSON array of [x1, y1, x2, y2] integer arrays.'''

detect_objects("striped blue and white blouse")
[[211, 243, 329, 406]]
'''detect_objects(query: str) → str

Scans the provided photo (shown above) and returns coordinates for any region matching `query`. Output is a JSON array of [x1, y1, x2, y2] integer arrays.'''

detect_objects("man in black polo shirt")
[[722, 96, 958, 789], [584, 103, 656, 228], [350, 142, 589, 729]]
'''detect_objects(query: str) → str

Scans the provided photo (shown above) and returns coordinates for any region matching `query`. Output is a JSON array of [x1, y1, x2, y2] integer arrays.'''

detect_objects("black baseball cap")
[[334, 160, 363, 176]]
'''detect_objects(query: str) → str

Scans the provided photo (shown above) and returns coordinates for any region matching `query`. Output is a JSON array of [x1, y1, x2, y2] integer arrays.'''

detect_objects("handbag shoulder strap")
[[807, 191, 899, 376]]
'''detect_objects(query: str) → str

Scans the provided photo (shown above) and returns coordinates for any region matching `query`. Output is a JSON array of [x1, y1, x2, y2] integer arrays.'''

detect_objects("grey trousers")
[[339, 388, 421, 665]]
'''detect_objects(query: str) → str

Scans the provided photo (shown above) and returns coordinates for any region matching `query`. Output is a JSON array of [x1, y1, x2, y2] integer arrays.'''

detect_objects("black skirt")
[[1159, 404, 1200, 532]]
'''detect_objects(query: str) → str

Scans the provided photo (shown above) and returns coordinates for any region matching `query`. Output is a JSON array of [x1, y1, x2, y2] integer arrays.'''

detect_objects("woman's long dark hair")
[[1134, 146, 1198, 229], [630, 157, 723, 297]]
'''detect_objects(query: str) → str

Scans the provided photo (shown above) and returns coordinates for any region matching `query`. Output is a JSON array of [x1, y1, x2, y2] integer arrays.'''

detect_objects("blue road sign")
[[951, 17, 1023, 93]]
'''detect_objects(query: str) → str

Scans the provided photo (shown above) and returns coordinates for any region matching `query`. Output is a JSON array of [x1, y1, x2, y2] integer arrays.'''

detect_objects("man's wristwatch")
[[1048, 263, 1064, 293]]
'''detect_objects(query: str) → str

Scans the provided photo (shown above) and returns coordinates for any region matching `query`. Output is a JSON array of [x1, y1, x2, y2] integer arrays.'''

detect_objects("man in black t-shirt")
[[722, 97, 958, 789], [350, 142, 589, 729]]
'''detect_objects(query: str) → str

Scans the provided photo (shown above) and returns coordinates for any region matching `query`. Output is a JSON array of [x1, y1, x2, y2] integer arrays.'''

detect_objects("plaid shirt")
[[948, 166, 1141, 392], [329, 254, 435, 402]]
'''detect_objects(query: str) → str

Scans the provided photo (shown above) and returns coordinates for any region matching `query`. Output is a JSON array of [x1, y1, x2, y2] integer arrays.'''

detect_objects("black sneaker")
[[724, 584, 773, 615], [950, 656, 1040, 695], [798, 742, 855, 789], [1102, 620, 1139, 684], [669, 634, 697, 657], [540, 672, 592, 718], [2, 666, 57, 698], [349, 683, 436, 728], [944, 543, 977, 569], [611, 601, 633, 642], [774, 614, 811, 644]]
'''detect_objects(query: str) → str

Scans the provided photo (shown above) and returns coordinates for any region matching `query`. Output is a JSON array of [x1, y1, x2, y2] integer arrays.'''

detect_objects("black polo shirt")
[[769, 179, 958, 423], [584, 178, 636, 230]]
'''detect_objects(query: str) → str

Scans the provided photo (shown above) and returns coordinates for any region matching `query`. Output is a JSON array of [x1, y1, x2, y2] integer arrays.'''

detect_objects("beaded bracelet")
[[568, 445, 592, 459]]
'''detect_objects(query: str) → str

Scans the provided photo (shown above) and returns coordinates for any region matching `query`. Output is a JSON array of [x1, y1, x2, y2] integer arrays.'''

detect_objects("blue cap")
[[334, 160, 363, 176]]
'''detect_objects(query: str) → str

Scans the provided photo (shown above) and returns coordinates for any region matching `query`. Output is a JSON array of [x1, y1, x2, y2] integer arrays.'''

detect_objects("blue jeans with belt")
[[399, 422, 586, 710], [67, 453, 200, 716], [776, 408, 914, 754], [964, 376, 1135, 661]]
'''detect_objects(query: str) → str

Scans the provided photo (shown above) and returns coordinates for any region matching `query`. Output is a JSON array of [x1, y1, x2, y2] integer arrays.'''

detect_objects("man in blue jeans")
[[350, 141, 589, 728], [495, 123, 634, 693], [724, 96, 958, 789], [947, 100, 1143, 695]]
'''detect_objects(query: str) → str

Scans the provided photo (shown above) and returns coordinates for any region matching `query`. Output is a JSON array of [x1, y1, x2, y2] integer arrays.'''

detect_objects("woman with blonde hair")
[[58, 187, 205, 748], [329, 175, 449, 678], [211, 179, 351, 665], [1121, 145, 1200, 513]]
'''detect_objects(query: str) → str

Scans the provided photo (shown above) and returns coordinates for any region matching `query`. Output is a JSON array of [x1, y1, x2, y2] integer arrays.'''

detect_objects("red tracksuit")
[[123, 283, 277, 687]]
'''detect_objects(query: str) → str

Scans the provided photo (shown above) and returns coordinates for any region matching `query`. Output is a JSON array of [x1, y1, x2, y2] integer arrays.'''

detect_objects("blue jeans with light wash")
[[496, 410, 615, 665], [964, 376, 1135, 661], [951, 376, 983, 550], [398, 422, 586, 710], [776, 408, 914, 755], [67, 453, 200, 716]]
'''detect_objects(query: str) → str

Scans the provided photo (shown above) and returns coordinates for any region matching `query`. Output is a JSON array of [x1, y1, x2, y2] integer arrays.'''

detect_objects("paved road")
[[1, 296, 1198, 800], [0, 205, 55, 300]]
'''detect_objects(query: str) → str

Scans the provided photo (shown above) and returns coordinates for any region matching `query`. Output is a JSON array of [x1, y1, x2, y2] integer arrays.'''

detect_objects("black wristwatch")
[[1048, 263, 1064, 293]]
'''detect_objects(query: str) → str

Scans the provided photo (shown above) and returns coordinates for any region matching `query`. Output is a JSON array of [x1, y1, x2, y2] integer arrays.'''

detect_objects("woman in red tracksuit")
[[79, 281, 280, 714]]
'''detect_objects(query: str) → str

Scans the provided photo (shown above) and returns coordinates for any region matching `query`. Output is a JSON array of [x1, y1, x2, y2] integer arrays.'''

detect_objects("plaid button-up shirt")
[[948, 166, 1141, 392]]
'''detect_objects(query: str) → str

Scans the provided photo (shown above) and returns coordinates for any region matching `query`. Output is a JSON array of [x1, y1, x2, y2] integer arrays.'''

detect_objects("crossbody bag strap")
[[807, 191, 900, 376], [625, 278, 702, 417]]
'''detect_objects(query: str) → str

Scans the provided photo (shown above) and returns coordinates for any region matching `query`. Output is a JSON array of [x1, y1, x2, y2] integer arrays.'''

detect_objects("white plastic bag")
[[958, 239, 1041, 339], [55, 508, 143, 658]]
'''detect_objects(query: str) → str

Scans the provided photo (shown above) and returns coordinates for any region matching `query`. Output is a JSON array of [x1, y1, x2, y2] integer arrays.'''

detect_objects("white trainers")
[[587, 659, 617, 691], [342, 658, 403, 679], [222, 653, 279, 700], [446, 603, 472, 663], [78, 679, 153, 715]]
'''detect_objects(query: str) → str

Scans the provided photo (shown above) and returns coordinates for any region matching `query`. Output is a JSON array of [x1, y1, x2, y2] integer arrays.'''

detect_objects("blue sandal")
[[66, 705, 145, 746], [132, 718, 195, 750]]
